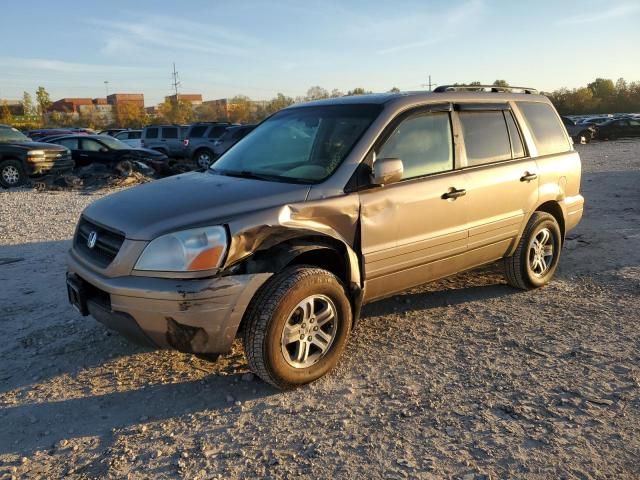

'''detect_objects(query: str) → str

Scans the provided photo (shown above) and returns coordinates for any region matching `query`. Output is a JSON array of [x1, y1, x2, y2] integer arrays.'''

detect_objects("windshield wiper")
[[213, 169, 313, 184]]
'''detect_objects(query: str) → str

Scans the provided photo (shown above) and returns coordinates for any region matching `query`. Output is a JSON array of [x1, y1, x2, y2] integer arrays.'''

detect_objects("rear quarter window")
[[517, 102, 571, 156]]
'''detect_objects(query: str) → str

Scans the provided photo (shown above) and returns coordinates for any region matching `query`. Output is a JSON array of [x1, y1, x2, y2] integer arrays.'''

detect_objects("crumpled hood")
[[83, 171, 311, 240]]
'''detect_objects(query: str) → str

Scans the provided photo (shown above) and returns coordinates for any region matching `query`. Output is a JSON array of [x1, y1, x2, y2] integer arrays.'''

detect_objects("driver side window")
[[377, 112, 453, 180]]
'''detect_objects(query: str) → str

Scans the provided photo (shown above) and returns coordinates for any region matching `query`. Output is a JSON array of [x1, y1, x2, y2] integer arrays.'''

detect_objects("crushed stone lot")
[[1, 140, 639, 479]]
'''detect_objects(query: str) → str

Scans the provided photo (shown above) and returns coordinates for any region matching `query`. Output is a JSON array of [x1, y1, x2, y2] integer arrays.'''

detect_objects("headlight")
[[135, 226, 227, 272], [27, 150, 45, 156]]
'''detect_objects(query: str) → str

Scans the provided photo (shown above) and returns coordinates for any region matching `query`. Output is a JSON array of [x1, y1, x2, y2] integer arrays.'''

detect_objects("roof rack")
[[434, 85, 538, 94]]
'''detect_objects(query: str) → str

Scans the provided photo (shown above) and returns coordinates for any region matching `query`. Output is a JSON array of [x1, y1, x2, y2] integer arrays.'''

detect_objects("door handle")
[[79, 154, 88, 157], [441, 188, 467, 200], [520, 172, 538, 182]]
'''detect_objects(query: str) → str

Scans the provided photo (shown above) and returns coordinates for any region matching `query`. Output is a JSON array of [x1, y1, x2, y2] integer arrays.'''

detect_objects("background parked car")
[[141, 124, 188, 158], [184, 122, 231, 168], [0, 124, 73, 188], [212, 124, 256, 160], [561, 116, 596, 144], [113, 129, 143, 148], [47, 135, 170, 173], [595, 118, 640, 140], [27, 128, 91, 141], [97, 128, 127, 136]]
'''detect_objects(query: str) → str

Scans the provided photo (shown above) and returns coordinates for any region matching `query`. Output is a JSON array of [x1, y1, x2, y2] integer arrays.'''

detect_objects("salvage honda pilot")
[[67, 86, 584, 389]]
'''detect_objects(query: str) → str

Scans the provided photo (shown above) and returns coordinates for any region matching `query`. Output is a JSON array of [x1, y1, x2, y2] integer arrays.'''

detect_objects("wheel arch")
[[231, 235, 364, 333], [534, 200, 566, 242]]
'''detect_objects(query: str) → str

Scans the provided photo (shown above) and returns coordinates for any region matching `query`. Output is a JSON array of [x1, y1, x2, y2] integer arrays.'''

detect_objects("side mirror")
[[371, 157, 403, 185], [99, 147, 109, 153]]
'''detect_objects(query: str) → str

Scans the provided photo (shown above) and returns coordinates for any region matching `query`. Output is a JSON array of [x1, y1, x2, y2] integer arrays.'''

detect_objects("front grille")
[[75, 218, 125, 268], [44, 151, 72, 162]]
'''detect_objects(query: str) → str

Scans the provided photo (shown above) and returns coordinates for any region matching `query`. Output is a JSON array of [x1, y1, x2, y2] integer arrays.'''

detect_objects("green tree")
[[389, 87, 400, 93], [492, 79, 509, 87], [346, 87, 370, 96], [35, 86, 51, 121]]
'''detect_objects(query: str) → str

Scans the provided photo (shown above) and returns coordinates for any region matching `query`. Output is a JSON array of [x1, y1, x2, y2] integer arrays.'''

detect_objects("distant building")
[[0, 99, 25, 116], [107, 93, 145, 108], [165, 93, 202, 107], [49, 98, 94, 113], [201, 98, 266, 118]]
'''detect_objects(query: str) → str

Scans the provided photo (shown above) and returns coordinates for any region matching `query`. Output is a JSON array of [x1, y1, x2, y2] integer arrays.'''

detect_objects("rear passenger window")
[[129, 131, 141, 139], [145, 127, 158, 139], [162, 127, 178, 139], [517, 102, 571, 156], [208, 126, 227, 138], [505, 112, 525, 158], [377, 112, 453, 180], [190, 126, 207, 138], [459, 111, 511, 166]]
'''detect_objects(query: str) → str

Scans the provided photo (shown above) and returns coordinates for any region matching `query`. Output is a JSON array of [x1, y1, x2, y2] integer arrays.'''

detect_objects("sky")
[[1, 0, 639, 106]]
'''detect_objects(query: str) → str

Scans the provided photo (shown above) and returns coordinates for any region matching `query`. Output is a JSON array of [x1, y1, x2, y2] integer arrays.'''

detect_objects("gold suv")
[[67, 85, 584, 389]]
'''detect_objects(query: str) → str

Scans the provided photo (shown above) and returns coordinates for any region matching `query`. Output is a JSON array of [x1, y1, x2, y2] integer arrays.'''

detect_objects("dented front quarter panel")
[[224, 192, 363, 285]]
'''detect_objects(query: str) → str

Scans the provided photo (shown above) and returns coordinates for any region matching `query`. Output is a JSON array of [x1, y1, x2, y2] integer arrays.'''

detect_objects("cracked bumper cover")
[[67, 250, 271, 354]]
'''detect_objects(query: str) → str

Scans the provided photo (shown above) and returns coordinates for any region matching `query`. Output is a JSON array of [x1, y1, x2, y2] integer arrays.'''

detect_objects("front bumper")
[[67, 250, 271, 354], [26, 156, 74, 176]]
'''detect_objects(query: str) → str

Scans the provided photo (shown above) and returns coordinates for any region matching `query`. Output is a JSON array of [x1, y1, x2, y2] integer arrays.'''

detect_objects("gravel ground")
[[1, 140, 639, 479]]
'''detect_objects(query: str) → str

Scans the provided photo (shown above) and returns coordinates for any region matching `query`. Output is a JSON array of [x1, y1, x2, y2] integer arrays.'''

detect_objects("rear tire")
[[0, 160, 26, 188], [242, 266, 352, 390], [504, 212, 562, 290], [194, 149, 214, 169]]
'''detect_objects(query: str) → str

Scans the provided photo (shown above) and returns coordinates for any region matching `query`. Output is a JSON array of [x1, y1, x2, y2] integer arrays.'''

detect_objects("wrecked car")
[[46, 134, 171, 174], [67, 86, 584, 389], [0, 124, 73, 188]]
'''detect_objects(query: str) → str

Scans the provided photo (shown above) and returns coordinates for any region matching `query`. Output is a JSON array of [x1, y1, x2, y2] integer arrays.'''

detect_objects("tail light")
[[141, 139, 146, 147], [183, 139, 189, 146]]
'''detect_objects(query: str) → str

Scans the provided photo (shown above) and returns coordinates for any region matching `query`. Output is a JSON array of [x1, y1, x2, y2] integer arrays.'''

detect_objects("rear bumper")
[[565, 194, 584, 232], [67, 251, 271, 353]]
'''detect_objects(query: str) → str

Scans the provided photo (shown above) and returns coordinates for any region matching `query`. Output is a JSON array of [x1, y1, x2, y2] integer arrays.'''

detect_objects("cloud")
[[556, 2, 640, 25], [0, 57, 154, 74], [94, 15, 258, 57], [377, 0, 483, 54]]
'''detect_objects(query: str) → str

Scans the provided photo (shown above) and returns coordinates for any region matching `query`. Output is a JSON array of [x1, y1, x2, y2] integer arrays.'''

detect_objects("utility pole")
[[104, 80, 109, 97], [421, 75, 437, 92], [171, 62, 181, 105]]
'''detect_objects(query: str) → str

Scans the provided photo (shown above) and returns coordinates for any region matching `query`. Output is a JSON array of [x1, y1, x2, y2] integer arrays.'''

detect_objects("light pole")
[[104, 81, 110, 97]]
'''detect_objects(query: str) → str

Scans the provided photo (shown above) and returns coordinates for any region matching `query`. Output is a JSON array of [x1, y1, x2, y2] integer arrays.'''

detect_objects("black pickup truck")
[[0, 124, 74, 188]]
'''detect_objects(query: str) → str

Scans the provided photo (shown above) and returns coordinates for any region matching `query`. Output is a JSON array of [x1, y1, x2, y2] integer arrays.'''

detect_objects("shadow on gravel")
[[0, 370, 276, 456]]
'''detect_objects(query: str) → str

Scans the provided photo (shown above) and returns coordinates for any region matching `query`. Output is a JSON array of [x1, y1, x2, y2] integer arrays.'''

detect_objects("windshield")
[[97, 135, 130, 150], [0, 127, 30, 143], [211, 104, 382, 183]]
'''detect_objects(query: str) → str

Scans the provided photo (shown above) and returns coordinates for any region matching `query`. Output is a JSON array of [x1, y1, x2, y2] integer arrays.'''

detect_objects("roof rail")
[[434, 85, 539, 94]]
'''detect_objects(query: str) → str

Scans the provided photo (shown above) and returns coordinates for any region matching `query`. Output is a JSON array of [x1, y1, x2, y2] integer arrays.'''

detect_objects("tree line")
[[2, 78, 638, 129]]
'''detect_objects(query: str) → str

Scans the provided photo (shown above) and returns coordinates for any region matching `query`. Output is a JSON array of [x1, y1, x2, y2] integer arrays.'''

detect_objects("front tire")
[[504, 212, 562, 290], [0, 160, 26, 188], [242, 266, 352, 389]]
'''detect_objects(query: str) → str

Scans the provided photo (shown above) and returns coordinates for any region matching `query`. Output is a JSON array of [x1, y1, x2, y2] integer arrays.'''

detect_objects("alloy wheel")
[[528, 227, 554, 277], [2, 165, 20, 185], [280, 294, 337, 368]]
